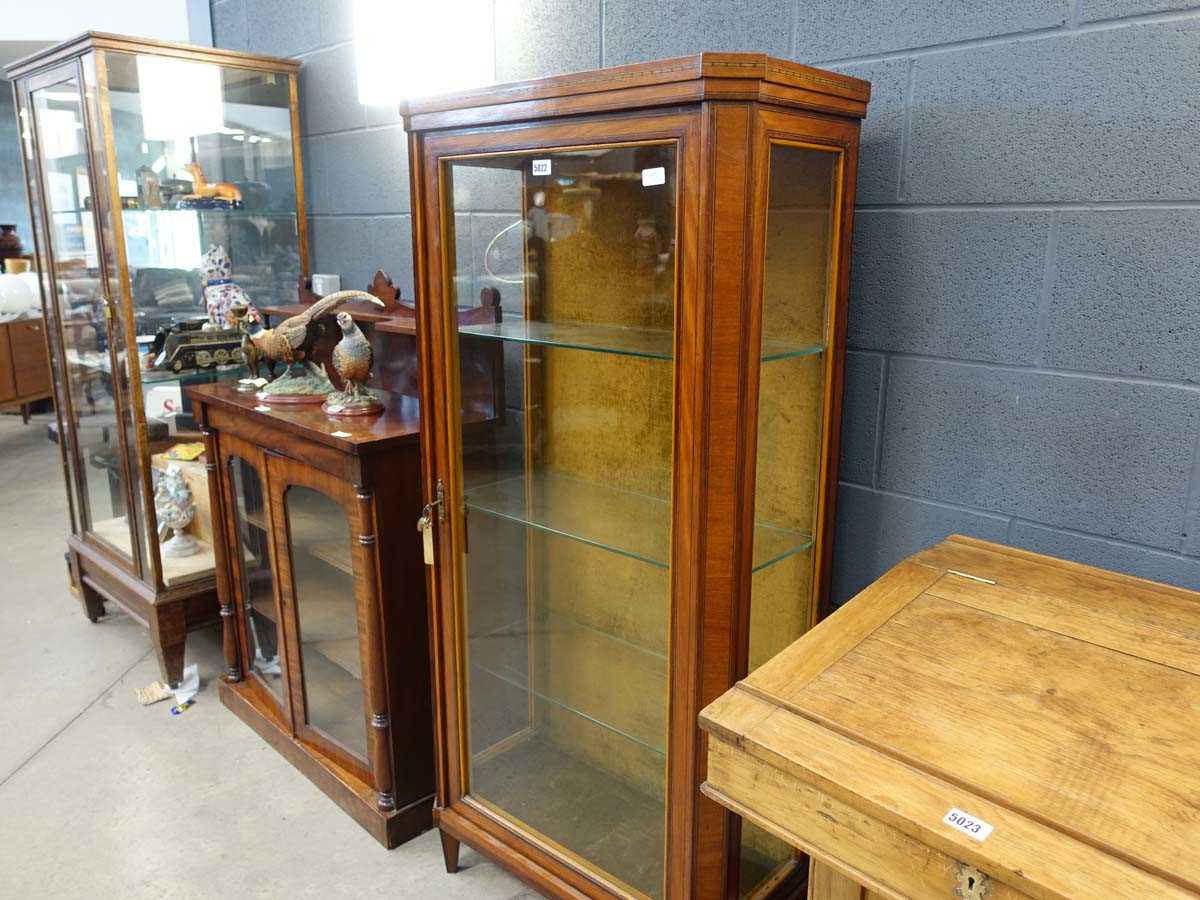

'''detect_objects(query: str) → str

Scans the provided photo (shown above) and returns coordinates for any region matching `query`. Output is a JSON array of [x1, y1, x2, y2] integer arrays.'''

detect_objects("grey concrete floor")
[[0, 410, 530, 899]]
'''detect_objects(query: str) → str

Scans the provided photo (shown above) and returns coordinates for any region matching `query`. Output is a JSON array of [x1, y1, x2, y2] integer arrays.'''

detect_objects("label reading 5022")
[[943, 808, 994, 842]]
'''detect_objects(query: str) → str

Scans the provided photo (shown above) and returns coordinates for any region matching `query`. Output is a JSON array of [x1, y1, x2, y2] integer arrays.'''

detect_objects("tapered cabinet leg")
[[440, 829, 461, 874], [79, 581, 104, 623], [151, 604, 188, 687]]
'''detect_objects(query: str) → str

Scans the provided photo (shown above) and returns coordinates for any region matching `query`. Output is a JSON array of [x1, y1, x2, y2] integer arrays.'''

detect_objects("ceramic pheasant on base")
[[248, 289, 382, 382], [323, 310, 384, 417]]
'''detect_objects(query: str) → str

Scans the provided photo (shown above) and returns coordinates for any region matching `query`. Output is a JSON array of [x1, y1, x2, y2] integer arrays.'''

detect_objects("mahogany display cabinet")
[[188, 383, 434, 847], [405, 54, 869, 898], [7, 34, 307, 685]]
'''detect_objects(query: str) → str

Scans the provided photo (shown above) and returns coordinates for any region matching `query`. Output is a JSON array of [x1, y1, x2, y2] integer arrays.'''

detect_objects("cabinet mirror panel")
[[285, 485, 366, 761], [446, 143, 678, 898], [739, 143, 840, 895], [229, 455, 283, 703], [30, 75, 135, 561]]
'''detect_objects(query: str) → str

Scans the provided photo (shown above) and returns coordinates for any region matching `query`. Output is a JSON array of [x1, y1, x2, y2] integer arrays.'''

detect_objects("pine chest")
[[699, 536, 1200, 899]]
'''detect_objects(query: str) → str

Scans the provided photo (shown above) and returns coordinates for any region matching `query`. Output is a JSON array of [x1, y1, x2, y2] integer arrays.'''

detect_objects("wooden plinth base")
[[219, 678, 432, 848]]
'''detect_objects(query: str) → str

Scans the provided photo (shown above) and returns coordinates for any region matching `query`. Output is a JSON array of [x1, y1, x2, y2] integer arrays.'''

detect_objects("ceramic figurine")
[[229, 303, 264, 390], [323, 310, 383, 416], [249, 289, 384, 403], [202, 244, 253, 326], [179, 162, 243, 209], [155, 465, 198, 558]]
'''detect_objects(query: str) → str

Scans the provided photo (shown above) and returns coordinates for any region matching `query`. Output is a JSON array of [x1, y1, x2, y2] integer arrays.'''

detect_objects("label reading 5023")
[[943, 808, 994, 842]]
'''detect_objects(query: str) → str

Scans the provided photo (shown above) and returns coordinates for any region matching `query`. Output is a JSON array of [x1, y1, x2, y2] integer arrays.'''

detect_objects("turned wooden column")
[[354, 484, 396, 811], [200, 423, 241, 682]]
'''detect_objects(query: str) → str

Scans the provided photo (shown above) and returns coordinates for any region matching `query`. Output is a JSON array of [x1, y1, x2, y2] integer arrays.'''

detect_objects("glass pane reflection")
[[31, 76, 134, 560], [740, 142, 839, 895], [448, 143, 677, 898], [286, 485, 366, 760], [229, 456, 283, 702]]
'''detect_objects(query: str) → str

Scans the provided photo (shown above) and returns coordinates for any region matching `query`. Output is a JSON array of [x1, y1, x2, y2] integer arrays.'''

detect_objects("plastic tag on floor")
[[172, 664, 200, 706]]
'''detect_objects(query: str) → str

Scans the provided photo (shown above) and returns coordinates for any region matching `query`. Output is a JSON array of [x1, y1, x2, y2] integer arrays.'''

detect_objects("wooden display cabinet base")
[[220, 679, 433, 848], [434, 805, 639, 899], [68, 535, 219, 686]]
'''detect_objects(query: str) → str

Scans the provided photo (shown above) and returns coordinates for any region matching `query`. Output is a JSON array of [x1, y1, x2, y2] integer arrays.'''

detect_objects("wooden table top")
[[699, 535, 1200, 899]]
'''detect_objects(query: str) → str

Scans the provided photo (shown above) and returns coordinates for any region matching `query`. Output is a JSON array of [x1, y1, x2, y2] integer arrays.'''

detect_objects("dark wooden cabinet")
[[0, 317, 52, 419], [189, 383, 434, 847], [404, 54, 869, 898]]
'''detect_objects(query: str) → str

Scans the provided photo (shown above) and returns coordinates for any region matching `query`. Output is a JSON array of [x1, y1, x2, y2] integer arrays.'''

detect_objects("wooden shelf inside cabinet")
[[408, 52, 868, 899], [188, 380, 437, 849], [6, 33, 308, 690]]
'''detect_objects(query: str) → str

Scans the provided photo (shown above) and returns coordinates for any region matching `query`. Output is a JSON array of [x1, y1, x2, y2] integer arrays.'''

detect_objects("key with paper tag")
[[417, 514, 434, 565]]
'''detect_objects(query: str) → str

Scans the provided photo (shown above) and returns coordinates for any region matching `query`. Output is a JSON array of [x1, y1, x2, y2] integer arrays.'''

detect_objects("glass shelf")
[[470, 616, 666, 756], [58, 207, 299, 220], [460, 319, 823, 363], [467, 471, 812, 572], [461, 320, 674, 360]]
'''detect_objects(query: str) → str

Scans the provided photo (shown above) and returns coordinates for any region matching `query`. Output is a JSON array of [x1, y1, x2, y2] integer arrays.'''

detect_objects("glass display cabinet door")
[[27, 68, 138, 567], [266, 460, 370, 773], [444, 142, 678, 898], [738, 142, 843, 895], [98, 50, 304, 588], [219, 436, 286, 710]]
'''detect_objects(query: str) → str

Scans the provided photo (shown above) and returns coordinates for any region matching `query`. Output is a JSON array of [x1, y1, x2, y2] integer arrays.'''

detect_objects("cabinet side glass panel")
[[285, 485, 367, 761], [446, 143, 677, 899], [30, 75, 134, 561], [18, 91, 80, 533], [102, 50, 301, 584], [229, 456, 284, 703], [739, 143, 840, 896]]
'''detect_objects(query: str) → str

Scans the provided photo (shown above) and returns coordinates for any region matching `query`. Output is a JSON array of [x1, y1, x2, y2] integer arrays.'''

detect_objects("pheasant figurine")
[[323, 310, 383, 416], [250, 289, 383, 402]]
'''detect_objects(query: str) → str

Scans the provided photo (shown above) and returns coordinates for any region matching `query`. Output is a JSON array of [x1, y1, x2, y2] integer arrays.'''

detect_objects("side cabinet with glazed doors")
[[406, 55, 869, 899], [189, 382, 435, 848]]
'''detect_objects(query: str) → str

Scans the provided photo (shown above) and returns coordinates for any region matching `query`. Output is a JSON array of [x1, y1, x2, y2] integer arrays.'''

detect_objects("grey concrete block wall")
[[209, 0, 1200, 604]]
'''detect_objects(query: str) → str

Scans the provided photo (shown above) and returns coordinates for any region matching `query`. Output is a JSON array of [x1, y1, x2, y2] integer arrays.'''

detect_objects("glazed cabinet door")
[[736, 114, 856, 897], [264, 456, 376, 783], [217, 433, 288, 714], [21, 62, 140, 572], [423, 116, 697, 899]]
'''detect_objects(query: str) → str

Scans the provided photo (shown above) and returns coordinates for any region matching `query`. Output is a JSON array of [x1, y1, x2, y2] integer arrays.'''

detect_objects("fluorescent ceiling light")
[[353, 0, 495, 104], [136, 55, 225, 141]]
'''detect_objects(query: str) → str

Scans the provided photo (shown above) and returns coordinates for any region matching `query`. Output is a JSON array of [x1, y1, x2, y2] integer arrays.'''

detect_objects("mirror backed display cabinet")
[[405, 54, 869, 899], [7, 34, 306, 685]]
